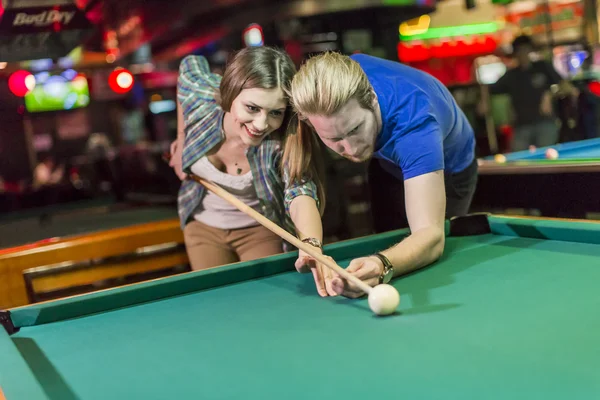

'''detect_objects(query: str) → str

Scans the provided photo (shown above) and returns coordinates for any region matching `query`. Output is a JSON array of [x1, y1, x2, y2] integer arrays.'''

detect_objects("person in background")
[[573, 47, 600, 139], [33, 154, 64, 189], [484, 35, 578, 151]]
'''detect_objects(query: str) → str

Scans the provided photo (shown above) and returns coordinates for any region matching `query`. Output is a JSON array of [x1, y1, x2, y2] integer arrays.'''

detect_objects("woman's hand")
[[169, 139, 187, 181], [295, 249, 338, 297]]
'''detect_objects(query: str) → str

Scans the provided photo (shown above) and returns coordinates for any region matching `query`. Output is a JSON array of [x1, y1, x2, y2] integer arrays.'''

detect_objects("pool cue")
[[480, 84, 499, 154], [163, 153, 373, 295]]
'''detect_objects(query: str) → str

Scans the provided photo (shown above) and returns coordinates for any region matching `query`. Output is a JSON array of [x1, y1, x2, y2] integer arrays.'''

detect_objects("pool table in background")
[[1, 214, 599, 399], [472, 138, 600, 217], [0, 204, 178, 249]]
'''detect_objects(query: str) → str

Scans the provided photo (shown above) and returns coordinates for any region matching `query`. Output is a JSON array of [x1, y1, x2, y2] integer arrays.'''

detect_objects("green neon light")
[[400, 22, 500, 41]]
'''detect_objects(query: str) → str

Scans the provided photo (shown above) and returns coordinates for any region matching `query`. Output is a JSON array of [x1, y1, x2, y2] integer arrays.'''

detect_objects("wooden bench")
[[0, 219, 188, 309]]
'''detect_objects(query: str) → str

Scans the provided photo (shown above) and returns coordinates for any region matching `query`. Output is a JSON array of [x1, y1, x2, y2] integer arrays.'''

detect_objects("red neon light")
[[8, 70, 35, 97], [52, 6, 61, 32], [108, 68, 134, 94], [588, 81, 600, 97]]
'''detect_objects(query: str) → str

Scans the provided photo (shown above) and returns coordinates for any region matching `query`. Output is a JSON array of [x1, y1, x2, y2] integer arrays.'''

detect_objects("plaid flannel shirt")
[[176, 55, 319, 236]]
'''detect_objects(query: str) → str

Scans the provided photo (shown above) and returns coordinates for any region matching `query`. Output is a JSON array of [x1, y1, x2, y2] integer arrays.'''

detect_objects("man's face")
[[306, 98, 380, 163]]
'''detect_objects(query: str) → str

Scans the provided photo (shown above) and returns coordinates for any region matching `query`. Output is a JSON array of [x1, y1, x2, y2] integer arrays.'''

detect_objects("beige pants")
[[183, 220, 283, 270]]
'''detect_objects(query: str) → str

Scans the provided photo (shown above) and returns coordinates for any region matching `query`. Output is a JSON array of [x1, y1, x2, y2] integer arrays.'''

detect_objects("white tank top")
[[190, 157, 261, 229]]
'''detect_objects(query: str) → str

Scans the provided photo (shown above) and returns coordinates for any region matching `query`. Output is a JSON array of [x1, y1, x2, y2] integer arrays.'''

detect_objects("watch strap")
[[372, 253, 393, 284], [301, 237, 322, 249]]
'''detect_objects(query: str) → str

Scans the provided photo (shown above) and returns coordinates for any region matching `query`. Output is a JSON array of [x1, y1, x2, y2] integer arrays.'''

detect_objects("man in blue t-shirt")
[[289, 52, 477, 298]]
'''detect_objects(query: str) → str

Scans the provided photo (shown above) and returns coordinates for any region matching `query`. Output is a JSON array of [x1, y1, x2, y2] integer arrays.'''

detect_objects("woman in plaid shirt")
[[169, 47, 336, 297]]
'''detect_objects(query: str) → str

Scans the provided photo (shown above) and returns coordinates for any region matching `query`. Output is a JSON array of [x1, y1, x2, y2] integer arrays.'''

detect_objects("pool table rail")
[[451, 213, 600, 244], [487, 214, 600, 244]]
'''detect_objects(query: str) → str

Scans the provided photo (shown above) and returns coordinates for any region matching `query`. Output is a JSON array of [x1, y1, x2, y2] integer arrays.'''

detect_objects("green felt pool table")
[[473, 138, 600, 217], [1, 214, 599, 399]]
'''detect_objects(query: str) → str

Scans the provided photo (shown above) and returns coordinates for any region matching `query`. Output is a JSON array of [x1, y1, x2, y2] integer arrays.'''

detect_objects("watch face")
[[383, 267, 393, 284]]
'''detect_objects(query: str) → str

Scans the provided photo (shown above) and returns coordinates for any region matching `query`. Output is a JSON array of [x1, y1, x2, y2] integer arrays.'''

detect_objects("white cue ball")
[[545, 148, 559, 159], [368, 284, 400, 316]]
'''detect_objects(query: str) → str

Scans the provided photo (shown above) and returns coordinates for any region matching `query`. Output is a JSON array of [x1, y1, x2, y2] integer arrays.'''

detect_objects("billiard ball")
[[494, 154, 507, 163], [545, 148, 559, 159], [368, 284, 400, 316]]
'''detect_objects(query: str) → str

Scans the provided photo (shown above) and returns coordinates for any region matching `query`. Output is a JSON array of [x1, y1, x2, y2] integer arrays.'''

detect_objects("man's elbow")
[[429, 227, 445, 262]]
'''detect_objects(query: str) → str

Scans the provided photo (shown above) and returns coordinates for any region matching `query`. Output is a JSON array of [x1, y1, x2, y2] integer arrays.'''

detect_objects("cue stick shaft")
[[480, 84, 499, 154], [163, 152, 372, 294], [189, 173, 373, 294]]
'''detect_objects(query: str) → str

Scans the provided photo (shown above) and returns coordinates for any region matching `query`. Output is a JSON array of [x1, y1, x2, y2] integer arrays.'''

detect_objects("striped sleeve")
[[177, 55, 224, 170], [282, 164, 320, 214], [177, 55, 222, 139]]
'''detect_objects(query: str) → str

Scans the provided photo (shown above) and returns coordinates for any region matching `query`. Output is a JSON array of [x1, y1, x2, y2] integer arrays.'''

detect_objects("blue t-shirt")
[[350, 54, 475, 181]]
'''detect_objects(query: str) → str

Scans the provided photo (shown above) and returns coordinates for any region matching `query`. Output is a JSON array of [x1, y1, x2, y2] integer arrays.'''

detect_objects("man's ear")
[[371, 88, 379, 109]]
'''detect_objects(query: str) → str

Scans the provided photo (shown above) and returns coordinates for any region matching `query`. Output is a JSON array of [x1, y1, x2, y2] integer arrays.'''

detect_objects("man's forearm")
[[379, 226, 445, 277], [289, 195, 323, 242]]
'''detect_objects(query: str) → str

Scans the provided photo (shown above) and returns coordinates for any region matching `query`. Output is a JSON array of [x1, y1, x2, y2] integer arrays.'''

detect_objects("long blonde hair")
[[283, 52, 374, 215]]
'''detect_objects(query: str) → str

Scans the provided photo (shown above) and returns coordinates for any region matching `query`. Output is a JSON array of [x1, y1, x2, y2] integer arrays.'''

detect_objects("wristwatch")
[[301, 237, 322, 249], [372, 253, 394, 284]]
